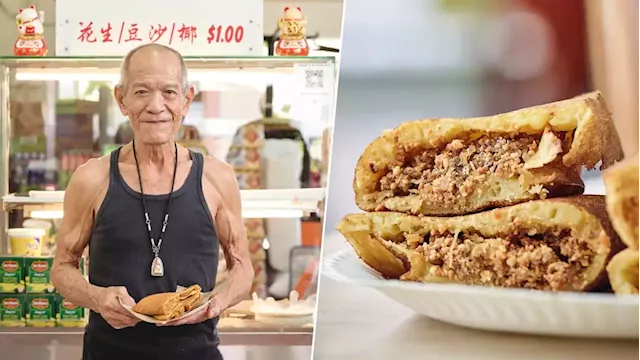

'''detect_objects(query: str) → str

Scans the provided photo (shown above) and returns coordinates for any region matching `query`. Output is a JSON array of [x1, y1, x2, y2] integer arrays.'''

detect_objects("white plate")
[[253, 313, 314, 327], [323, 249, 639, 339]]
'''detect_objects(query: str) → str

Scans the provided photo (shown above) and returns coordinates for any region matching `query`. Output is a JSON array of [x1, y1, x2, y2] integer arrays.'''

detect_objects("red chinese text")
[[77, 21, 244, 46], [177, 24, 197, 44], [101, 23, 113, 43], [125, 23, 143, 43], [149, 24, 168, 43], [78, 21, 97, 43]]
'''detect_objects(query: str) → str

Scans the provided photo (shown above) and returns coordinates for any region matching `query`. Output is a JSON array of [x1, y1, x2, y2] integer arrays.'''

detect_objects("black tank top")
[[82, 147, 222, 360]]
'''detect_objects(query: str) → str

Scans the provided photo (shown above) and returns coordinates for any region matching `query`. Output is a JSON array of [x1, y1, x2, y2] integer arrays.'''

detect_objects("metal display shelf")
[[0, 324, 313, 347], [0, 188, 324, 254], [1, 188, 325, 212], [0, 55, 334, 70]]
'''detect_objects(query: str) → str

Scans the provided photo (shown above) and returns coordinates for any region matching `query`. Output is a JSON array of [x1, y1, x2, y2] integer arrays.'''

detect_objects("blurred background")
[[0, 0, 343, 359], [324, 0, 639, 233], [316, 1, 638, 356]]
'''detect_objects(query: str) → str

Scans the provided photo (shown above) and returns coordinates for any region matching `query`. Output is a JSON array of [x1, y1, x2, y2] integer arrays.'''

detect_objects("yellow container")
[[8, 228, 45, 257], [23, 219, 53, 246]]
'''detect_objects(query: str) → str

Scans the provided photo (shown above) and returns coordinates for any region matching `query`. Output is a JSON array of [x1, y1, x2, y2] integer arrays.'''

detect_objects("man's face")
[[114, 50, 194, 145]]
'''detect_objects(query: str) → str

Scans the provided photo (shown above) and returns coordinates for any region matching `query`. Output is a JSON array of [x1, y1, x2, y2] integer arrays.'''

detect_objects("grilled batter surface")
[[355, 91, 624, 216], [607, 248, 639, 295], [603, 153, 640, 249], [338, 196, 624, 292]]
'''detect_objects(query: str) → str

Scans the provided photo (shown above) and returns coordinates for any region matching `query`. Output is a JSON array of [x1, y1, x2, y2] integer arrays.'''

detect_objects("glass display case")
[[0, 55, 335, 347]]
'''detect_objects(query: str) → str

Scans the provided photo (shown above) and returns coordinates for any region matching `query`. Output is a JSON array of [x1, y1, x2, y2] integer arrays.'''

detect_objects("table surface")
[[313, 233, 639, 360], [0, 313, 313, 347]]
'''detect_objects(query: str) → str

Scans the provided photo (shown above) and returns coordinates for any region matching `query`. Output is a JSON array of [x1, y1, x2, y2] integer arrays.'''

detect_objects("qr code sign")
[[305, 69, 324, 89]]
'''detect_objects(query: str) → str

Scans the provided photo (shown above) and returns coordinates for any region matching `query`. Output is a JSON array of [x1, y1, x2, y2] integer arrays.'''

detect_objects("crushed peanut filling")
[[378, 134, 547, 204], [411, 229, 595, 291]]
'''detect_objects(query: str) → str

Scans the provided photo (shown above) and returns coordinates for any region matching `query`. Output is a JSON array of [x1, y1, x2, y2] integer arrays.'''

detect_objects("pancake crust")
[[606, 248, 639, 295], [133, 292, 180, 316], [603, 153, 639, 249]]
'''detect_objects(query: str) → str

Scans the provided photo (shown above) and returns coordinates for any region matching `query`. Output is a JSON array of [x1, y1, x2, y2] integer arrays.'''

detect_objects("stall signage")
[[55, 0, 263, 56]]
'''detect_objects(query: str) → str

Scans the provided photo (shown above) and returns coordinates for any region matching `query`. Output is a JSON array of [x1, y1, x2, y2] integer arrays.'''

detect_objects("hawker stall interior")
[[0, 0, 342, 359]]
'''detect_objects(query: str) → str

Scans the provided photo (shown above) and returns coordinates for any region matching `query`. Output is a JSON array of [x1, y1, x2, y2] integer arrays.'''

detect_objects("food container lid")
[[7, 228, 46, 238], [23, 219, 52, 230]]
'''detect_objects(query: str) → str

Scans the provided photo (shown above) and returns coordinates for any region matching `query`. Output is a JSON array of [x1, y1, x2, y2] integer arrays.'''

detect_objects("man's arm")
[[205, 160, 254, 310], [162, 158, 253, 326], [51, 159, 105, 311], [51, 158, 139, 329]]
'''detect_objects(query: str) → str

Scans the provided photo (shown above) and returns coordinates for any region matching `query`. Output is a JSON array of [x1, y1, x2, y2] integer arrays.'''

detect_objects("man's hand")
[[95, 286, 140, 329], [158, 297, 222, 327]]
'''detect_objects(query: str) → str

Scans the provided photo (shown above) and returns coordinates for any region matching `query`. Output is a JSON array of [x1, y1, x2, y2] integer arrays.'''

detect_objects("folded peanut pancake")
[[606, 248, 639, 295], [337, 195, 624, 292], [182, 292, 202, 312], [354, 91, 623, 216], [133, 284, 203, 321], [133, 292, 181, 317], [178, 284, 202, 300], [153, 302, 186, 321], [603, 154, 639, 249]]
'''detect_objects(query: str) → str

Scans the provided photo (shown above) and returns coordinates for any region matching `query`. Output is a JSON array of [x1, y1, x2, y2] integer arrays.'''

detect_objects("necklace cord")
[[132, 140, 179, 257]]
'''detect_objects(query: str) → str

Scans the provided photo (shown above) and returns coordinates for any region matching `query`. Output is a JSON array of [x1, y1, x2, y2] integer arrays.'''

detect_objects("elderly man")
[[51, 43, 253, 360]]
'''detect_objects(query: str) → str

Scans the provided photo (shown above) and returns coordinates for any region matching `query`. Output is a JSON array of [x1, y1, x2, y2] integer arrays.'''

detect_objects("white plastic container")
[[7, 228, 46, 256]]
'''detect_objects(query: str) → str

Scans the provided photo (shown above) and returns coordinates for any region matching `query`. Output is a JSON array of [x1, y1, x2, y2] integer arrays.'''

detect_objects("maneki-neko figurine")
[[14, 5, 48, 57], [275, 7, 310, 56]]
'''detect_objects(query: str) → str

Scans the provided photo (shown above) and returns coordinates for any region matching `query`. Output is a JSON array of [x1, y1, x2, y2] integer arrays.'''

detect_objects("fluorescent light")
[[242, 209, 304, 218], [243, 200, 318, 212], [27, 209, 306, 219], [28, 210, 64, 219], [15, 68, 294, 85], [240, 188, 324, 202], [6, 189, 323, 219]]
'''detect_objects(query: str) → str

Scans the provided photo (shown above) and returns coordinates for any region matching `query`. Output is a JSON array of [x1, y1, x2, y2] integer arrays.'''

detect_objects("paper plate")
[[323, 249, 639, 339], [120, 285, 213, 325]]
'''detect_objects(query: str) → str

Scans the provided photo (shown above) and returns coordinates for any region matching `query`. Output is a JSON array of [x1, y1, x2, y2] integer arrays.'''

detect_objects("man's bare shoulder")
[[66, 155, 111, 194], [202, 155, 238, 191]]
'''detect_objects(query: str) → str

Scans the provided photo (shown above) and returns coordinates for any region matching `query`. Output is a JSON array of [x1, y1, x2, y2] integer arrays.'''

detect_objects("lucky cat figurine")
[[14, 5, 48, 56], [275, 6, 309, 56]]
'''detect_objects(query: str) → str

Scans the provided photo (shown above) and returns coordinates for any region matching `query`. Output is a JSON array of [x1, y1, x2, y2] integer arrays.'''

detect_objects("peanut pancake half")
[[337, 196, 624, 292], [603, 154, 639, 295], [354, 91, 624, 216], [603, 153, 639, 249]]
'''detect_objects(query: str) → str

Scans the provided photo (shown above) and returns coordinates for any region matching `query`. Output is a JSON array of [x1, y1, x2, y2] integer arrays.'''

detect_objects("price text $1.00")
[[207, 25, 244, 44]]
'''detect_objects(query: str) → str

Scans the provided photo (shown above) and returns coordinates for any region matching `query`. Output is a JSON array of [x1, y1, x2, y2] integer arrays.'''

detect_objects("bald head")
[[113, 44, 195, 146], [118, 44, 188, 94]]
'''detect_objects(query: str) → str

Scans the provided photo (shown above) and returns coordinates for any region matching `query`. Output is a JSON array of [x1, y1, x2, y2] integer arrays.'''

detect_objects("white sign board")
[[55, 0, 263, 56]]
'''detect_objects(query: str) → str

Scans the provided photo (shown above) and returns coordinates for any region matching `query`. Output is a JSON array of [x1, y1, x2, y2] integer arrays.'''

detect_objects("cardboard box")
[[25, 257, 55, 293], [0, 294, 26, 327], [0, 257, 26, 294], [26, 294, 56, 327], [55, 294, 87, 328]]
